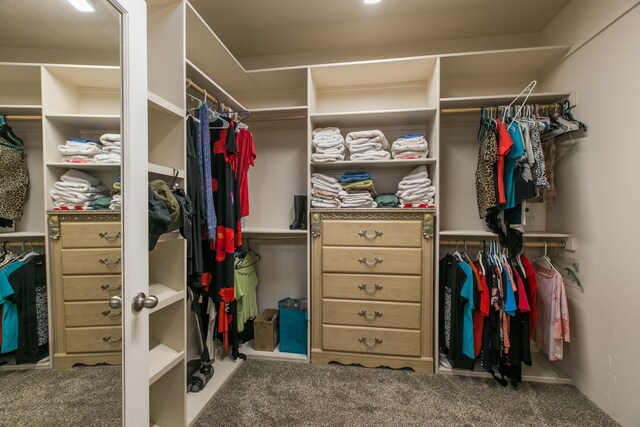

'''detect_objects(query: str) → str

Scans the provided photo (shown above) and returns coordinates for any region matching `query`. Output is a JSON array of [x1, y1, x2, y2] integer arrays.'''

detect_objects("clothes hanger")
[[235, 238, 261, 270], [209, 97, 230, 130], [504, 80, 537, 129]]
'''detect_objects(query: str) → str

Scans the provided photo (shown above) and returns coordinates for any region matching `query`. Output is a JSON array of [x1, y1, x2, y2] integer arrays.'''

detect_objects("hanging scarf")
[[196, 103, 217, 240]]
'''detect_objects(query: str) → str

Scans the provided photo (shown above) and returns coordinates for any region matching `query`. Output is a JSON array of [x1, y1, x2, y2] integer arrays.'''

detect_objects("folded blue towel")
[[339, 171, 371, 183], [67, 138, 101, 144], [398, 133, 424, 139]]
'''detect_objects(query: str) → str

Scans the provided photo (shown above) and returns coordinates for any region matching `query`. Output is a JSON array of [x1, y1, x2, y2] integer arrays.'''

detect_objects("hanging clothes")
[[533, 259, 570, 361], [234, 254, 259, 334], [186, 116, 205, 286], [0, 116, 30, 222], [196, 103, 217, 241], [235, 128, 256, 218]]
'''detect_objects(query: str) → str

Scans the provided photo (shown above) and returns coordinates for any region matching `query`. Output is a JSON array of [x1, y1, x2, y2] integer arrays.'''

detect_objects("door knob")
[[132, 292, 159, 312], [108, 296, 122, 309]]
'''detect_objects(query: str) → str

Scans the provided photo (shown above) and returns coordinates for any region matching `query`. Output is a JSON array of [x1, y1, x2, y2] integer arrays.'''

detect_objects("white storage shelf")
[[148, 283, 185, 313], [241, 341, 308, 362], [311, 158, 436, 171], [149, 343, 185, 385], [148, 163, 185, 179], [45, 114, 121, 129], [148, 91, 185, 117], [46, 162, 121, 171], [0, 64, 41, 105]]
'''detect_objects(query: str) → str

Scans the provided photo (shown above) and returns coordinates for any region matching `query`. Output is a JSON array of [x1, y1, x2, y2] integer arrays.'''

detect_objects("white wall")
[[539, 4, 640, 426]]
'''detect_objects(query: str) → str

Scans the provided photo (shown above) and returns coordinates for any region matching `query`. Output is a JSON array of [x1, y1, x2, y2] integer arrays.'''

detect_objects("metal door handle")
[[358, 337, 383, 347], [358, 257, 383, 267], [132, 292, 159, 312], [98, 231, 121, 240], [102, 310, 121, 318], [358, 230, 383, 239], [358, 310, 383, 320], [102, 335, 122, 344], [108, 296, 122, 309], [99, 257, 122, 267], [358, 283, 383, 293], [101, 284, 121, 292]]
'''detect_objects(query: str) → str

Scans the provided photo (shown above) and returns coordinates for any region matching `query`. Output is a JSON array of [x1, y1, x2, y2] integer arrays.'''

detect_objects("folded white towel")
[[392, 136, 428, 149], [350, 151, 391, 161], [57, 145, 104, 156], [398, 177, 432, 190], [311, 153, 344, 163], [313, 141, 345, 154], [311, 197, 341, 208], [311, 173, 338, 184], [103, 145, 121, 153], [100, 134, 121, 144], [402, 165, 429, 180], [312, 127, 340, 137], [399, 198, 435, 206], [341, 200, 377, 208], [54, 181, 108, 193], [94, 153, 122, 164], [396, 186, 436, 201], [345, 130, 389, 151], [313, 133, 344, 144], [110, 193, 122, 211], [60, 169, 102, 186], [311, 181, 342, 194], [346, 142, 383, 154]]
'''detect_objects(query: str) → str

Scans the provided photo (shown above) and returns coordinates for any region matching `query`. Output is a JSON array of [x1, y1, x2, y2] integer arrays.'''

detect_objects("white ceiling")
[[0, 0, 120, 52], [191, 0, 570, 60]]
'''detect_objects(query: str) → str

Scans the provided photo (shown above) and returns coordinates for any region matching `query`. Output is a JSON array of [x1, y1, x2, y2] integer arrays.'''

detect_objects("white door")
[[111, 0, 151, 425]]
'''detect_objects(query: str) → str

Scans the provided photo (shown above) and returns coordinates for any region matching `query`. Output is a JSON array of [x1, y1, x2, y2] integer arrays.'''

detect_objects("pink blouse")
[[533, 261, 570, 361]]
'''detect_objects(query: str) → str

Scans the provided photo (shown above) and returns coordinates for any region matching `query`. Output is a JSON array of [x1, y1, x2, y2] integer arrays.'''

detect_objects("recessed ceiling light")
[[67, 0, 96, 12], [364, 0, 381, 4]]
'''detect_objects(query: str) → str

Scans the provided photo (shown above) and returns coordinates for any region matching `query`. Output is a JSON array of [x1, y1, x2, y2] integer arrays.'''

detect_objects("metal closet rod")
[[3, 241, 46, 248], [441, 102, 565, 115], [186, 78, 233, 113], [440, 240, 565, 248], [4, 115, 42, 121]]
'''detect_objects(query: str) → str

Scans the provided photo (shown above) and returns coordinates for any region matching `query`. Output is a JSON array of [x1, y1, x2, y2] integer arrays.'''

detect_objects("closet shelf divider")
[[148, 283, 185, 314], [148, 91, 185, 117]]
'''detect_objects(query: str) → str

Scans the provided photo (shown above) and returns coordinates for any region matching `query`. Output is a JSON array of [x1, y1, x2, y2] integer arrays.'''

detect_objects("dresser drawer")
[[322, 220, 422, 248], [64, 301, 122, 327], [322, 273, 421, 302], [323, 299, 421, 329], [322, 325, 420, 357], [61, 249, 122, 275], [65, 327, 122, 353], [62, 275, 121, 301], [61, 221, 121, 249], [322, 247, 422, 275]]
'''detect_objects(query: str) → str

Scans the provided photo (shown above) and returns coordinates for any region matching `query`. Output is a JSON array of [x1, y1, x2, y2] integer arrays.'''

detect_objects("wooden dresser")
[[310, 209, 435, 373], [48, 212, 122, 369]]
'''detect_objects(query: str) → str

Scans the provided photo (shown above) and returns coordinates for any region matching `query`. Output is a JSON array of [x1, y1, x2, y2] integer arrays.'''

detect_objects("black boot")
[[289, 195, 307, 230]]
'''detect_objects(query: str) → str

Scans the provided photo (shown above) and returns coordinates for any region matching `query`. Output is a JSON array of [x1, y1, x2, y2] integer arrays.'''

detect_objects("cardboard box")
[[253, 309, 280, 352]]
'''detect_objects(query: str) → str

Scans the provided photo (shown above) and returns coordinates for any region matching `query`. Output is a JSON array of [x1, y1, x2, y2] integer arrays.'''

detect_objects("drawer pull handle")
[[102, 335, 122, 344], [358, 257, 383, 267], [102, 310, 122, 318], [358, 283, 383, 293], [99, 257, 122, 267], [98, 231, 121, 240], [358, 230, 383, 239], [101, 284, 121, 292], [358, 310, 383, 320], [358, 337, 383, 347]]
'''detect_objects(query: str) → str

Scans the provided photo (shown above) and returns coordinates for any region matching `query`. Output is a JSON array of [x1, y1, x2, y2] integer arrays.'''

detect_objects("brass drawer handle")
[[358, 310, 383, 320], [99, 257, 122, 267], [102, 310, 121, 318], [100, 284, 121, 292], [358, 257, 383, 267], [358, 230, 383, 239], [102, 335, 122, 344], [98, 231, 121, 241], [358, 337, 383, 347], [358, 283, 383, 293]]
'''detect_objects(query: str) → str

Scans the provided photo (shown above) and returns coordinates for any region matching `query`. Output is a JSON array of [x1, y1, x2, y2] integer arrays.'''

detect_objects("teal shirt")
[[0, 261, 24, 353], [458, 260, 475, 359], [503, 122, 525, 209]]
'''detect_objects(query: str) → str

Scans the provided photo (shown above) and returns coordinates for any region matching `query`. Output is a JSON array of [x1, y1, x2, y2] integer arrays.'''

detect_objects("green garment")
[[375, 193, 398, 208], [234, 254, 259, 333], [113, 182, 121, 191], [340, 179, 377, 197], [91, 197, 112, 209]]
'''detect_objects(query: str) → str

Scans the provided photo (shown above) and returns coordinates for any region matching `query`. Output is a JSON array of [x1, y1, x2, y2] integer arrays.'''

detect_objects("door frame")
[[108, 0, 149, 425]]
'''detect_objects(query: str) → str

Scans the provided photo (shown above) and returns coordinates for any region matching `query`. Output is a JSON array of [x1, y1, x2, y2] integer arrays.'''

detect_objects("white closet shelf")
[[186, 356, 243, 425], [310, 107, 437, 128], [439, 230, 571, 239], [0, 231, 46, 238], [248, 106, 308, 121], [440, 92, 572, 109], [186, 59, 246, 112], [149, 343, 185, 385], [311, 158, 436, 171], [46, 162, 120, 171], [241, 341, 308, 362], [148, 91, 185, 117], [0, 104, 42, 115], [43, 65, 120, 89], [148, 283, 185, 314], [148, 163, 185, 179], [242, 228, 308, 236], [45, 114, 120, 129], [439, 352, 572, 385]]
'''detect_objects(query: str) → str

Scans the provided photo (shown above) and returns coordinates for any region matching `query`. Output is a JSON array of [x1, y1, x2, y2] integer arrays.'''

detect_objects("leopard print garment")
[[475, 130, 498, 218], [0, 143, 30, 221]]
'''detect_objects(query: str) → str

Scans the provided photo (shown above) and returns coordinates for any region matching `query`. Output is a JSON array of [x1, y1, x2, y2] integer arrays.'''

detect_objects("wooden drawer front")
[[322, 273, 421, 302], [65, 327, 122, 353], [61, 221, 121, 249], [65, 302, 122, 327], [62, 275, 121, 301], [323, 299, 421, 329], [322, 247, 422, 275], [61, 249, 122, 275], [322, 325, 420, 357], [322, 220, 422, 248]]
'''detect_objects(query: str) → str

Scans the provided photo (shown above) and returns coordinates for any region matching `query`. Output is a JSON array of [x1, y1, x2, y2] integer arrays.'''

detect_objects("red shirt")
[[470, 261, 490, 358], [235, 129, 256, 218], [496, 120, 513, 205], [520, 254, 539, 341]]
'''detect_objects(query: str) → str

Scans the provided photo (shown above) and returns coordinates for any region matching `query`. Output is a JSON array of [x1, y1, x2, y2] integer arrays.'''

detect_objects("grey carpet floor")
[[0, 365, 122, 427], [195, 360, 619, 427]]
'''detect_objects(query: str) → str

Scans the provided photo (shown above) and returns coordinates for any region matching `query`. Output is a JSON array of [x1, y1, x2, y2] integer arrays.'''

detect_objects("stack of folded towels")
[[345, 130, 390, 161], [57, 138, 104, 163], [311, 173, 342, 208], [95, 133, 121, 164], [338, 171, 377, 208], [391, 133, 429, 159], [110, 175, 122, 210], [51, 169, 110, 210], [395, 165, 436, 208], [311, 127, 345, 163]]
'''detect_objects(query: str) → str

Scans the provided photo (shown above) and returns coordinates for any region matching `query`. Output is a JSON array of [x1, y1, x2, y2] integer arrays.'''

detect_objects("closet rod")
[[440, 240, 565, 248], [185, 78, 233, 113], [5, 115, 42, 121], [441, 102, 565, 115], [3, 241, 46, 248]]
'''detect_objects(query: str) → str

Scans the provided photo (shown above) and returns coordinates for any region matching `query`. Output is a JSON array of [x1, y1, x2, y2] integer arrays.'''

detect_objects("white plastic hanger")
[[504, 80, 537, 130]]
